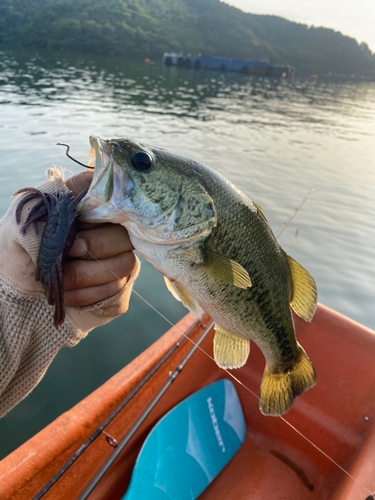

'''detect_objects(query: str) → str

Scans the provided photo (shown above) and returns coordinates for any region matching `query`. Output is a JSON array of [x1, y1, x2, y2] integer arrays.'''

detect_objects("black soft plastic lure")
[[14, 187, 87, 329]]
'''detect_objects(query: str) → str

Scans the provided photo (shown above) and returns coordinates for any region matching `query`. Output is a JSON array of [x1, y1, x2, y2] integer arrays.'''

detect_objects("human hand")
[[64, 171, 136, 308]]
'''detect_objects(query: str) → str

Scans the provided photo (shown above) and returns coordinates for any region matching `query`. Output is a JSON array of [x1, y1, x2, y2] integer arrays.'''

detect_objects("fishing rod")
[[77, 320, 215, 500], [33, 316, 205, 500]]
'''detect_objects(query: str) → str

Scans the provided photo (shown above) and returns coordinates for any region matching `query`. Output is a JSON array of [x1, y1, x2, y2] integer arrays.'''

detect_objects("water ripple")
[[1, 46, 374, 458]]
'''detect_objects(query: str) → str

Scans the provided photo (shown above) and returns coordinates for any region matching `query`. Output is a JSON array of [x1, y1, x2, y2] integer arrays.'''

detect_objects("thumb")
[[66, 171, 94, 198]]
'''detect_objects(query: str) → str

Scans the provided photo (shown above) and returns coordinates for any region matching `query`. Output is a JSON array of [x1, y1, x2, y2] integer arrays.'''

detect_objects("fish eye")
[[131, 151, 153, 171]]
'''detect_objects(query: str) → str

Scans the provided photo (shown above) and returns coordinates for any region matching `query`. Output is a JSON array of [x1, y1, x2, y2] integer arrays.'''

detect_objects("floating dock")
[[163, 53, 294, 78]]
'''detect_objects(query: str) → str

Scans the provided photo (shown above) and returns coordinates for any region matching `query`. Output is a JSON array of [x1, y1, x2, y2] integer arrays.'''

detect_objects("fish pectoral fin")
[[287, 255, 317, 322], [199, 250, 251, 289], [164, 277, 202, 319], [213, 325, 250, 369], [259, 346, 316, 416], [164, 276, 181, 302]]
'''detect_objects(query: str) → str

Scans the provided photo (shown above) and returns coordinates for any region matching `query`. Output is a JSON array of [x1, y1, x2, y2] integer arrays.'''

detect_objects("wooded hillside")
[[1, 0, 374, 76]]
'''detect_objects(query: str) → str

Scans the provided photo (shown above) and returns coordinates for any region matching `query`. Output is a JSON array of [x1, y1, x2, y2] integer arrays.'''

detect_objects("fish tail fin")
[[259, 346, 316, 416]]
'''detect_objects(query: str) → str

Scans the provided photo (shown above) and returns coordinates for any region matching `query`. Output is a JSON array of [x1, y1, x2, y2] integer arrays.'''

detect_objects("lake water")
[[0, 47, 374, 460]]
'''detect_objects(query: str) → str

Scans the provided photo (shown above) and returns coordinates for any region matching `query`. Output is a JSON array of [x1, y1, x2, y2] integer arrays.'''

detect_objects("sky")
[[223, 0, 375, 52]]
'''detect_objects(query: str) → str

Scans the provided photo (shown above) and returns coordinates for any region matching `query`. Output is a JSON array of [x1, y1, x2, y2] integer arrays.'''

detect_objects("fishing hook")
[[54, 142, 94, 169]]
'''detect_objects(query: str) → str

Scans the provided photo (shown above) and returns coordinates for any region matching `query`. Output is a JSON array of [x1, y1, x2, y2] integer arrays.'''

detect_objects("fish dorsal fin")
[[199, 250, 251, 289], [253, 201, 268, 222], [213, 325, 250, 369], [164, 277, 202, 319], [286, 255, 317, 322]]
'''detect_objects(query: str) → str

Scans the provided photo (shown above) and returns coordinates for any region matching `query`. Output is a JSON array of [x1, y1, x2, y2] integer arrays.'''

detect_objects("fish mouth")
[[78, 136, 129, 223]]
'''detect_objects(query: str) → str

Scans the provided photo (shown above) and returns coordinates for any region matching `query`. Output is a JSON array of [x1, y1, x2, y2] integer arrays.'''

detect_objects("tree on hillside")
[[0, 0, 374, 77]]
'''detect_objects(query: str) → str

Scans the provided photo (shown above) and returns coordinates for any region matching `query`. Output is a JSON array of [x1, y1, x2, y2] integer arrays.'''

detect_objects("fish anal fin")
[[164, 277, 202, 319], [200, 250, 251, 289], [213, 325, 250, 369], [259, 346, 316, 416], [287, 254, 317, 322]]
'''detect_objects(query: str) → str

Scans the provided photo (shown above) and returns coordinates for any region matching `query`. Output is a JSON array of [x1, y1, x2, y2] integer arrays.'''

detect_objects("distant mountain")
[[1, 0, 374, 77]]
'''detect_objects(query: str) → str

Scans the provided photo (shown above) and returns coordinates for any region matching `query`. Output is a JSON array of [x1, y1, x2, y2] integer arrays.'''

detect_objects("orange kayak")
[[1, 303, 375, 500]]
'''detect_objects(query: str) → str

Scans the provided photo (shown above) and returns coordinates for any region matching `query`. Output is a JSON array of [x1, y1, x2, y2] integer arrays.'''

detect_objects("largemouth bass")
[[79, 136, 317, 416]]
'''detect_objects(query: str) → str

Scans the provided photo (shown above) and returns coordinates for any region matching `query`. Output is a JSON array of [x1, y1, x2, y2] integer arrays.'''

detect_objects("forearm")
[[0, 280, 80, 417], [0, 259, 139, 418]]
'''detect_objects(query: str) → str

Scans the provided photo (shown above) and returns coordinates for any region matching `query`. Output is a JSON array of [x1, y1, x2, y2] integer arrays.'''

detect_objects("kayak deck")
[[1, 304, 375, 499]]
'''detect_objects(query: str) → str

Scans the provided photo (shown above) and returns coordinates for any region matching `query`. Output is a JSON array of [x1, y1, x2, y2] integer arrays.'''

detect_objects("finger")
[[65, 171, 106, 230], [68, 224, 134, 259], [63, 251, 137, 291], [64, 278, 128, 307], [65, 171, 94, 197]]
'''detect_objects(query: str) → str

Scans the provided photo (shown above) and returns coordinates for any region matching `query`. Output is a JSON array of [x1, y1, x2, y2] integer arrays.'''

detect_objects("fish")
[[78, 135, 317, 416]]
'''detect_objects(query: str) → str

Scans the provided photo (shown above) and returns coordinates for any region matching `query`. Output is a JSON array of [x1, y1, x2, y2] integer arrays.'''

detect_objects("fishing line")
[[75, 236, 374, 498], [276, 188, 315, 239]]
